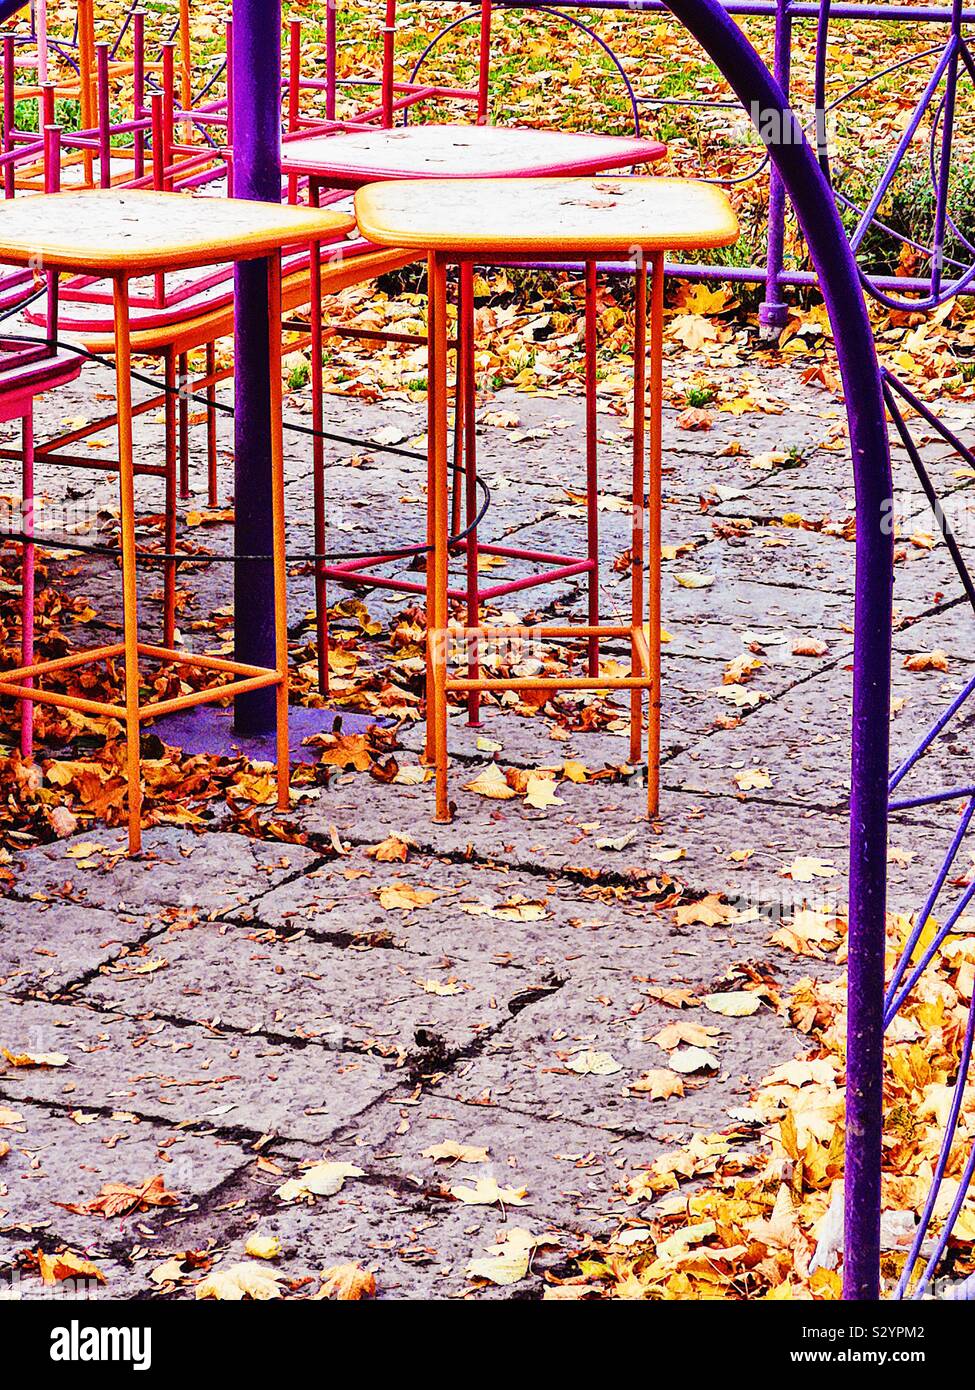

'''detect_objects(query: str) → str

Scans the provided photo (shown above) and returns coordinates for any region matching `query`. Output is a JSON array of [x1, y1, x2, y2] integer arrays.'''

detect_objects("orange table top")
[[282, 124, 666, 183], [0, 190, 355, 274], [355, 177, 739, 256]]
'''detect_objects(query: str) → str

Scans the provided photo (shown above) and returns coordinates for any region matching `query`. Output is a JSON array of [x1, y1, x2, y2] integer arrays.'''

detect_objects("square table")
[[0, 189, 354, 851], [355, 175, 739, 822], [282, 124, 668, 705]]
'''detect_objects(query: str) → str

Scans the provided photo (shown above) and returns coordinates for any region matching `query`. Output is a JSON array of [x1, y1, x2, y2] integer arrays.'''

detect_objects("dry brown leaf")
[[38, 1250, 107, 1286], [365, 834, 412, 863], [315, 1261, 376, 1300], [1, 1047, 69, 1069], [450, 1176, 530, 1207], [676, 894, 732, 928], [377, 883, 439, 912], [463, 764, 516, 800], [196, 1262, 282, 1301], [903, 650, 949, 673], [629, 1069, 685, 1100]]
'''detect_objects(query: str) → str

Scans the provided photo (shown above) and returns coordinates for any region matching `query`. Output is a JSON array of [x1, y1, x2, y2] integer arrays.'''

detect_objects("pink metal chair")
[[0, 338, 82, 755]]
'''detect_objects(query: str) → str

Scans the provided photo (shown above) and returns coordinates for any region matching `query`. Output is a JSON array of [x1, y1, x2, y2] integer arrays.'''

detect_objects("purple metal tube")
[[662, 0, 893, 1302], [231, 0, 282, 734], [326, 0, 337, 122], [3, 34, 15, 199], [97, 42, 111, 189], [133, 9, 146, 181], [758, 0, 791, 336]]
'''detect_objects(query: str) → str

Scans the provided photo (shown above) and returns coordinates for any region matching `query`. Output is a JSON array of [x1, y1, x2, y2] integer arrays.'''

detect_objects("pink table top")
[[282, 123, 666, 186]]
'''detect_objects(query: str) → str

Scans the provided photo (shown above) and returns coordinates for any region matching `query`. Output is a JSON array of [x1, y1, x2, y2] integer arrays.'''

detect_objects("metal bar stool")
[[284, 126, 665, 709], [355, 176, 739, 821], [0, 188, 354, 852]]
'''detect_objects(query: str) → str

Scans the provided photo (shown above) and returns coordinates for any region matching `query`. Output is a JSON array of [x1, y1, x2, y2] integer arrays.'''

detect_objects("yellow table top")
[[282, 124, 666, 182], [0, 189, 355, 274], [355, 176, 739, 256]]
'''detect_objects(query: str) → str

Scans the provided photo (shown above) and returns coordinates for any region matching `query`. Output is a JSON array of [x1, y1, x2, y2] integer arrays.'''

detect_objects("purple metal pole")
[[758, 0, 791, 337], [232, 0, 282, 734], [664, 0, 893, 1302]]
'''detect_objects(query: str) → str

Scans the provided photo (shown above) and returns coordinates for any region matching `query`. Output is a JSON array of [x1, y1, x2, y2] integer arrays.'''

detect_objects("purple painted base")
[[149, 703, 377, 764]]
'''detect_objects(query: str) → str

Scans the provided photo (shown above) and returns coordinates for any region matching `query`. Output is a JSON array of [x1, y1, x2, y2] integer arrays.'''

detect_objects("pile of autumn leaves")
[[556, 907, 975, 1300]]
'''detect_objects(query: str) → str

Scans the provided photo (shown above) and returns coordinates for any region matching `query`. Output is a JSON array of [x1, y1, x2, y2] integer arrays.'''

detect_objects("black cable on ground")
[[0, 327, 492, 567]]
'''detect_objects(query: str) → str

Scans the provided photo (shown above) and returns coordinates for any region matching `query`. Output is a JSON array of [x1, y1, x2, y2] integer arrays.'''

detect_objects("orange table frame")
[[0, 189, 354, 853], [353, 175, 739, 825], [0, 257, 289, 853], [425, 249, 664, 822]]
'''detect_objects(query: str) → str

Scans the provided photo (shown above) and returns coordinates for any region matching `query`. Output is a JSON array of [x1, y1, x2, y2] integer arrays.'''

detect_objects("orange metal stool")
[[355, 176, 739, 821], [0, 189, 354, 852]]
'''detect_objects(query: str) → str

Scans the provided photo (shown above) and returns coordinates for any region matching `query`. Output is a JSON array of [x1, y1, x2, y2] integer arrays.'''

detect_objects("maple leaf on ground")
[[703, 991, 761, 1018], [422, 1140, 490, 1164], [244, 1235, 281, 1261], [564, 1049, 622, 1076], [36, 1250, 107, 1286], [467, 1229, 555, 1286], [377, 883, 439, 912], [676, 406, 713, 431], [524, 774, 563, 809], [365, 833, 413, 863], [463, 764, 516, 800], [903, 649, 950, 673], [670, 1046, 720, 1074], [733, 767, 771, 791], [1, 1047, 69, 1068], [313, 733, 373, 771], [629, 1069, 685, 1100], [782, 856, 838, 883], [63, 1174, 180, 1219], [450, 1176, 530, 1208], [649, 1021, 720, 1051], [315, 1262, 377, 1300], [675, 894, 732, 928], [196, 1262, 282, 1301], [276, 1161, 363, 1203]]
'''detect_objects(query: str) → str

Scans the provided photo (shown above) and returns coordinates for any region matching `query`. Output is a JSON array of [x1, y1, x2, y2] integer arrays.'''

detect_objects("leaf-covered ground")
[[1, 0, 975, 1300]]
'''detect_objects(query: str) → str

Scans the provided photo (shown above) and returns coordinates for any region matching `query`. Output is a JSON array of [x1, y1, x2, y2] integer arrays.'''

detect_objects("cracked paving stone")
[[314, 1093, 672, 1236], [6, 828, 320, 919], [235, 831, 857, 969], [0, 899, 152, 994], [76, 919, 561, 1060], [154, 1158, 566, 1299], [0, 1097, 250, 1257], [0, 996, 398, 1145], [436, 967, 803, 1140], [665, 652, 975, 809]]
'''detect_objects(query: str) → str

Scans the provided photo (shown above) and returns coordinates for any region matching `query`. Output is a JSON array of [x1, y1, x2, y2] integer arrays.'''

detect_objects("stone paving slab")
[[147, 1163, 560, 1300], [7, 828, 320, 920], [76, 918, 561, 1063], [437, 966, 800, 1141], [233, 837, 849, 973], [315, 1093, 658, 1236], [0, 899, 152, 995], [664, 656, 975, 809], [0, 1097, 250, 1254], [0, 995, 398, 1145], [6, 356, 975, 1297]]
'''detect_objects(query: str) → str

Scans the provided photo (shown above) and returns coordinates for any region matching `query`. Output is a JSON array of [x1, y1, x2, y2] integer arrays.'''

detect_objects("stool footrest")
[[0, 643, 283, 723], [446, 675, 653, 693]]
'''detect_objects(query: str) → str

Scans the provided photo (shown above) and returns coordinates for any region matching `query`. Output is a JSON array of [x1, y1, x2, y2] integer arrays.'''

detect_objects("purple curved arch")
[[0, 0, 29, 21], [663, 0, 893, 1300]]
